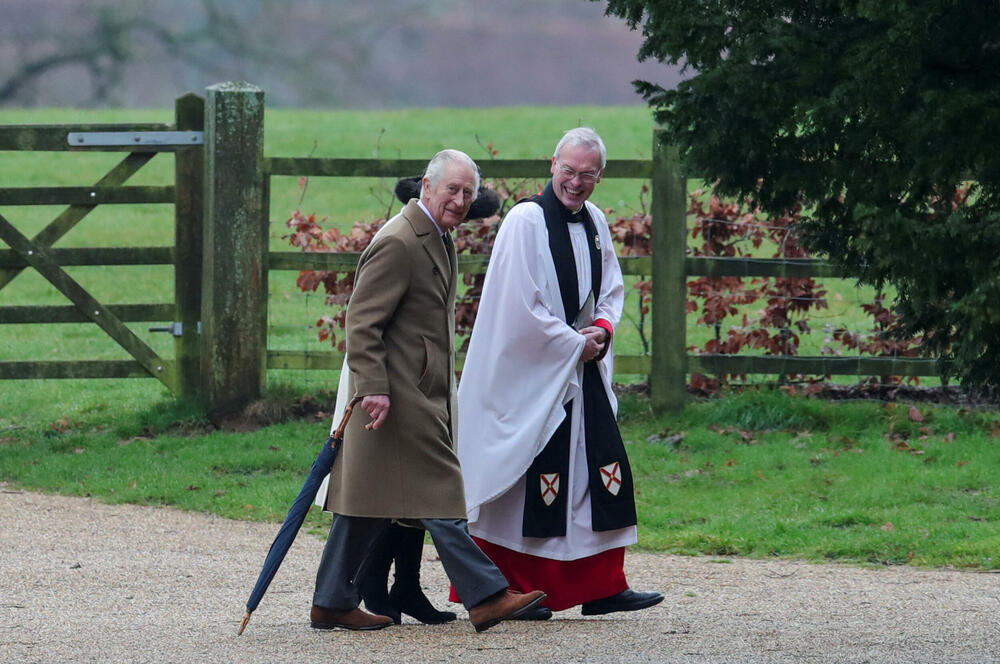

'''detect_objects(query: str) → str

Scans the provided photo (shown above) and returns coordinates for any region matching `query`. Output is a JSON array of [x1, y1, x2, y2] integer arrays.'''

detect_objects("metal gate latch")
[[149, 322, 201, 337]]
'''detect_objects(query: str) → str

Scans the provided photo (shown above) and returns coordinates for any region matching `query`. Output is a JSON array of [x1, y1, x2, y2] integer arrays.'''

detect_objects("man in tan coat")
[[311, 149, 546, 633]]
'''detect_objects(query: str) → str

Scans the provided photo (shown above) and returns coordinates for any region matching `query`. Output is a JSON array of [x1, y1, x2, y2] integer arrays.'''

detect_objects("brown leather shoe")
[[468, 589, 547, 633], [310, 604, 394, 631]]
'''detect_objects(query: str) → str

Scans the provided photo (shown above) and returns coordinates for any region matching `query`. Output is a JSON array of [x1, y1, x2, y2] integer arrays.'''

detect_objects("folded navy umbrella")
[[238, 397, 361, 636]]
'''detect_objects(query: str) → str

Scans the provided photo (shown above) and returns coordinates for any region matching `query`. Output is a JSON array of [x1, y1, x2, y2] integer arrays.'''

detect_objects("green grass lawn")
[[3, 386, 1000, 569], [619, 390, 1000, 567]]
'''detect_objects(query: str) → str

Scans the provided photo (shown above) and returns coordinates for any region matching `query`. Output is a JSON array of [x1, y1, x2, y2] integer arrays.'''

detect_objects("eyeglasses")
[[555, 163, 601, 184]]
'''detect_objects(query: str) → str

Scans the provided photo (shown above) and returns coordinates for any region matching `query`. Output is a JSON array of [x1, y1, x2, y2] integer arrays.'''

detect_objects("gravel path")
[[3, 487, 1000, 663]]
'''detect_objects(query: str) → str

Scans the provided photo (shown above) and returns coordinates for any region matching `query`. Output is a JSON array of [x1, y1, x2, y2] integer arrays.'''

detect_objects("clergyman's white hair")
[[421, 149, 481, 196], [553, 127, 607, 169]]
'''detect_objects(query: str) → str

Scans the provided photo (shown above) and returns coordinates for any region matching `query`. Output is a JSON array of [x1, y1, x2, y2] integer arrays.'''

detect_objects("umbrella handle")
[[333, 396, 363, 439]]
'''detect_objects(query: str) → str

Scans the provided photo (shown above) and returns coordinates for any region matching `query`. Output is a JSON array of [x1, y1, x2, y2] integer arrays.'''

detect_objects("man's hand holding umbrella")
[[361, 394, 390, 430]]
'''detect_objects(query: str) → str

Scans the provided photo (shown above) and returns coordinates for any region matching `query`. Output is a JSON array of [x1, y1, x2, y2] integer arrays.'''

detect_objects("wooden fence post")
[[650, 131, 687, 413], [174, 92, 204, 399], [201, 82, 266, 414]]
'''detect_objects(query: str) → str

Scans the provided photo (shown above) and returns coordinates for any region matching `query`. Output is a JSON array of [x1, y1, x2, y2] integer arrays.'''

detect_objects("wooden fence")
[[262, 144, 671, 401], [0, 83, 946, 414]]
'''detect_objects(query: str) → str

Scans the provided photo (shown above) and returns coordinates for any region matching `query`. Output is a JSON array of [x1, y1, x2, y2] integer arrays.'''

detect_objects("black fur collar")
[[394, 176, 500, 220]]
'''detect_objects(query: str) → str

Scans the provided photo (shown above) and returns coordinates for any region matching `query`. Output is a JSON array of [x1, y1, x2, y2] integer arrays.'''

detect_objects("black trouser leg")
[[355, 526, 401, 623], [312, 515, 388, 610]]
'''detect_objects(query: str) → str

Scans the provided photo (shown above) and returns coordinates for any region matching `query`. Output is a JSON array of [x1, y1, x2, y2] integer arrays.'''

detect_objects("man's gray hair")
[[553, 127, 607, 170], [421, 149, 481, 196]]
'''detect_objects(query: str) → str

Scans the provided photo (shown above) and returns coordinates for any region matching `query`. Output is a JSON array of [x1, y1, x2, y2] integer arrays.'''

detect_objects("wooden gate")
[[0, 94, 204, 397]]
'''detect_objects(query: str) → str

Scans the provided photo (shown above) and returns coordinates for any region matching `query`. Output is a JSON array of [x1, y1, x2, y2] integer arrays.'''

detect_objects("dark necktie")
[[442, 233, 455, 281]]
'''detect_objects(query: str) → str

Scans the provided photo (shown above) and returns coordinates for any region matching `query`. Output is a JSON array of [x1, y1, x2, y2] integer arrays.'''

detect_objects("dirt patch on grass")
[[213, 393, 336, 432]]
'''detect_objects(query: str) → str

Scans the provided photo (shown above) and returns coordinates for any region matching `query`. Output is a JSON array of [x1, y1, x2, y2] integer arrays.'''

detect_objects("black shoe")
[[511, 604, 553, 620], [358, 565, 402, 624], [580, 589, 664, 616], [389, 584, 457, 624], [360, 589, 402, 625], [385, 523, 456, 624]]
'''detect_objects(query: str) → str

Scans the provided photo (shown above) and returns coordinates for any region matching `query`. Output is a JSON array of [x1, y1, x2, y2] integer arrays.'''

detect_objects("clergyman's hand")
[[579, 327, 607, 363], [361, 394, 390, 430]]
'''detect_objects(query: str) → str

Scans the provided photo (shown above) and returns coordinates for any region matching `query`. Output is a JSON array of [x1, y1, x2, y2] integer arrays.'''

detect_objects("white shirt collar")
[[417, 200, 446, 236]]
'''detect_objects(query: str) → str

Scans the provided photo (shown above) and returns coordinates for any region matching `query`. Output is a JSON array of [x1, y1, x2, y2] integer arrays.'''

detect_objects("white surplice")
[[457, 199, 636, 561]]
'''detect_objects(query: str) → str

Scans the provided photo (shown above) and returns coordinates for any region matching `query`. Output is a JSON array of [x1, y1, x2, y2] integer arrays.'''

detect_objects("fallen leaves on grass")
[[49, 416, 78, 433], [891, 440, 925, 455], [709, 424, 758, 444], [791, 432, 812, 448], [646, 430, 686, 447], [118, 435, 153, 446]]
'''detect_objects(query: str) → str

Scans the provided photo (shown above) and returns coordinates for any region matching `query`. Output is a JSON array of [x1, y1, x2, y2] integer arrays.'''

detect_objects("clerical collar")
[[567, 207, 586, 223], [416, 200, 447, 237]]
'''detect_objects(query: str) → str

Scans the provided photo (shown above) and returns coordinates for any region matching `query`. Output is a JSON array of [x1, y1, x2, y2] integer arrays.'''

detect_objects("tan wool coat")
[[324, 200, 467, 519]]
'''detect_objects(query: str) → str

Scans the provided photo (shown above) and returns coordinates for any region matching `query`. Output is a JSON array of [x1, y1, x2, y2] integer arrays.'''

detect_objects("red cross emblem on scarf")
[[540, 472, 560, 506], [600, 462, 622, 496]]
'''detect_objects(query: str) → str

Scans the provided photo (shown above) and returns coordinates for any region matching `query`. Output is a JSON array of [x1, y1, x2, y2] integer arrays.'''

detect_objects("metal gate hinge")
[[68, 131, 204, 147]]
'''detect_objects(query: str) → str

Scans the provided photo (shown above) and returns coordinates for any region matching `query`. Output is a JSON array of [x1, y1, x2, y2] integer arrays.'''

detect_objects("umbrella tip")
[[238, 611, 252, 636]]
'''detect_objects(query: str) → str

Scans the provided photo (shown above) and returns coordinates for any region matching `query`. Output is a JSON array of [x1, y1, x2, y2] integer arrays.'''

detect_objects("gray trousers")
[[313, 514, 508, 611]]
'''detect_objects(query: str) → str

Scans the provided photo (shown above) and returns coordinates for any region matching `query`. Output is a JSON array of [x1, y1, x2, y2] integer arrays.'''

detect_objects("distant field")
[[0, 105, 890, 400], [0, 105, 659, 224]]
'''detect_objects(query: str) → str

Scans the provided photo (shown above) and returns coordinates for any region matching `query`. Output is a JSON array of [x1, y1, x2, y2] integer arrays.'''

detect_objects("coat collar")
[[402, 199, 452, 292], [401, 198, 437, 237]]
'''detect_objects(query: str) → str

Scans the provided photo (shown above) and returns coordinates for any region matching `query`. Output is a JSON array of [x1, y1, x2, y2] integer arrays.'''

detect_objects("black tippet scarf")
[[521, 182, 638, 537]]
